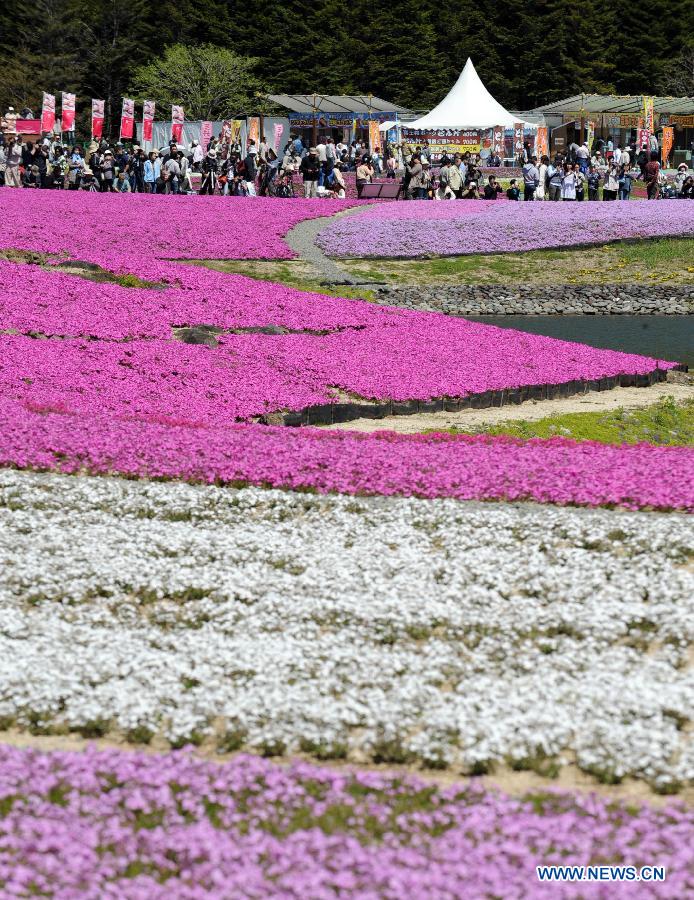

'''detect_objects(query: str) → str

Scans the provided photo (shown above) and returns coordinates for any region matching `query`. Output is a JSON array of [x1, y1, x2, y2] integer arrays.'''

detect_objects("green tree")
[[130, 43, 268, 120]]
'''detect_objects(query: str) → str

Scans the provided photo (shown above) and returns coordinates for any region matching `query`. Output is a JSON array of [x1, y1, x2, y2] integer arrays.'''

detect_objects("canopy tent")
[[406, 58, 535, 130]]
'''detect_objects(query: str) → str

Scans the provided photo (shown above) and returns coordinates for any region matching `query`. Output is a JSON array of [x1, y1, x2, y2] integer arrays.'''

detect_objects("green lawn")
[[345, 237, 694, 287], [433, 396, 694, 446]]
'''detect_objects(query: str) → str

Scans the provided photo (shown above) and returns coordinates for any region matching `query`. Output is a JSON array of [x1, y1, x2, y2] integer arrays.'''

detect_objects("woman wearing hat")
[[200, 148, 218, 195], [674, 163, 691, 197], [101, 149, 115, 192]]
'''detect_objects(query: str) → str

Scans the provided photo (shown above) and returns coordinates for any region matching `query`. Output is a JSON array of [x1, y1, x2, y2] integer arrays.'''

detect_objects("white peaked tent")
[[406, 58, 533, 130]]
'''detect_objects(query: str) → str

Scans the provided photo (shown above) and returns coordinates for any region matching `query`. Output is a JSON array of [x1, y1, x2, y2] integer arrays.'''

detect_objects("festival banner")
[[401, 127, 480, 162], [638, 128, 650, 151], [142, 99, 155, 143], [41, 92, 56, 133], [120, 98, 135, 139], [199, 121, 213, 151], [513, 122, 524, 159], [220, 120, 232, 144], [586, 121, 595, 151], [535, 126, 548, 159], [661, 126, 674, 168], [492, 126, 504, 156], [61, 93, 75, 132], [171, 105, 184, 142], [91, 99, 104, 139], [247, 116, 259, 148], [643, 96, 654, 134], [231, 120, 243, 145], [368, 120, 380, 153], [273, 122, 284, 152]]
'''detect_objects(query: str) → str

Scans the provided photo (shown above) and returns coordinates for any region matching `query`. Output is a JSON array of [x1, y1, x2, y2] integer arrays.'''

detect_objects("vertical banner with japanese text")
[[41, 93, 56, 133], [171, 105, 184, 142], [513, 122, 523, 160], [643, 96, 654, 134], [142, 100, 155, 143], [199, 121, 213, 150], [247, 117, 259, 148], [61, 93, 75, 132], [535, 126, 548, 159], [492, 126, 504, 155], [586, 121, 595, 151], [91, 99, 104, 138], [273, 122, 284, 152], [638, 128, 650, 150], [231, 120, 243, 145], [120, 98, 135, 139], [368, 120, 380, 153], [661, 126, 674, 167]]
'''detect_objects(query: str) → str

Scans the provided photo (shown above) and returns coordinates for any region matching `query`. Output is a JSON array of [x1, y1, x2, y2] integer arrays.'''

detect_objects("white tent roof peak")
[[407, 58, 533, 130]]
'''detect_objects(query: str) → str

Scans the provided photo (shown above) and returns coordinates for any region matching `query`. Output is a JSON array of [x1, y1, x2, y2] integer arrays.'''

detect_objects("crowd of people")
[[1, 117, 692, 201]]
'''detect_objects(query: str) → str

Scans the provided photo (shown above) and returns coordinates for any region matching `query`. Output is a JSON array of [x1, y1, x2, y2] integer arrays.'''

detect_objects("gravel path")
[[326, 379, 694, 434], [284, 204, 384, 287]]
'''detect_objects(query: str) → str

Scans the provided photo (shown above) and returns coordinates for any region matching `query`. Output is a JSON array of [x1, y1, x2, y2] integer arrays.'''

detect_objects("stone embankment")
[[374, 284, 694, 315]]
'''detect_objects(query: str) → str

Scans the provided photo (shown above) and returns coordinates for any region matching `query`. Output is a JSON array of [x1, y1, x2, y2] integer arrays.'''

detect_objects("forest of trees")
[[1, 0, 692, 134]]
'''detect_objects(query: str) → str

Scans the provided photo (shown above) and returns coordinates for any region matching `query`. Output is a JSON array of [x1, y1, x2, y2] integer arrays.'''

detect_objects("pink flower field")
[[316, 198, 694, 257], [0, 189, 690, 510]]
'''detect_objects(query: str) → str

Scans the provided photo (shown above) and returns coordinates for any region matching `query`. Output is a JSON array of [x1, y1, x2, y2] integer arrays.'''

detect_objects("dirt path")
[[0, 732, 686, 807], [326, 380, 694, 434]]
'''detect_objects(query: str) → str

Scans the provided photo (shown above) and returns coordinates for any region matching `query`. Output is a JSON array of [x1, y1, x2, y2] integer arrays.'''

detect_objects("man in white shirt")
[[191, 140, 204, 171], [316, 140, 327, 163], [613, 145, 622, 166], [576, 141, 590, 173]]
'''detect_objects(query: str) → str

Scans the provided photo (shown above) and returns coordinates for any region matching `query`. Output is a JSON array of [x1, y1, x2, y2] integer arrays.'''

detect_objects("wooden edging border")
[[257, 366, 685, 428]]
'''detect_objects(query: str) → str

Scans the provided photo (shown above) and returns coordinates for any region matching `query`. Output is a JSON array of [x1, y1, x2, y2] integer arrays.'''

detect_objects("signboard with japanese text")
[[401, 127, 481, 161], [61, 93, 75, 132], [142, 100, 155, 143], [288, 112, 354, 128], [120, 98, 135, 139], [91, 99, 104, 138], [513, 122, 524, 158], [171, 105, 184, 142], [492, 126, 504, 155], [535, 126, 548, 159], [643, 96, 654, 134], [661, 126, 674, 167]]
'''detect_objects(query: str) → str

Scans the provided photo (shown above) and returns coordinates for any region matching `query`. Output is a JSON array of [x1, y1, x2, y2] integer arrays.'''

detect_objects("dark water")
[[469, 315, 694, 368]]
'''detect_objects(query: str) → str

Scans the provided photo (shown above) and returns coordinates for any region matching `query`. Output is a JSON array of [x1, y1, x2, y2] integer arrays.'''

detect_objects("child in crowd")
[[506, 179, 520, 200]]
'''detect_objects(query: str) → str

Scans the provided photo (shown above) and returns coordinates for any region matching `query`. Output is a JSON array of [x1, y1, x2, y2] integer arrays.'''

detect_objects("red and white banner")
[[41, 92, 56, 133], [200, 120, 213, 150], [492, 125, 504, 156], [171, 105, 184, 142], [273, 122, 284, 152], [61, 92, 76, 132], [638, 128, 650, 151], [120, 98, 135, 139], [91, 99, 104, 139], [142, 99, 155, 142], [513, 122, 524, 158]]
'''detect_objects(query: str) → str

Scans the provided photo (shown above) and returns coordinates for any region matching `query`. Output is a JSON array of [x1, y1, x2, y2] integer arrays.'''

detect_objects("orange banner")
[[535, 126, 548, 159], [368, 120, 380, 153], [661, 126, 674, 167]]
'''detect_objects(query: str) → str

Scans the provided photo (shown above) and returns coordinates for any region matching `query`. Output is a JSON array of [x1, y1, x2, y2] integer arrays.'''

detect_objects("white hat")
[[207, 149, 217, 158], [8, 106, 14, 111], [678, 163, 688, 170], [192, 140, 198, 146]]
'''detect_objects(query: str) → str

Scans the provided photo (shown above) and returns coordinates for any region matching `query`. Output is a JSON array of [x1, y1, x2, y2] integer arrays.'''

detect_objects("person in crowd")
[[78, 166, 98, 191], [674, 163, 689, 196], [244, 144, 258, 195], [115, 171, 132, 192], [575, 141, 590, 173], [191, 140, 204, 172], [636, 146, 648, 178], [100, 149, 115, 191], [4, 138, 22, 188], [404, 153, 422, 199], [164, 152, 181, 193], [447, 157, 463, 198], [199, 148, 218, 195], [67, 146, 84, 189], [325, 163, 346, 199], [129, 148, 146, 193], [574, 163, 586, 201], [618, 164, 634, 200], [385, 152, 397, 180], [522, 155, 539, 201], [22, 164, 41, 188], [644, 151, 660, 200], [461, 180, 480, 199], [483, 175, 503, 200], [561, 163, 577, 200], [602, 161, 619, 200], [506, 178, 520, 200], [144, 152, 157, 193], [356, 154, 375, 198], [300, 147, 321, 198], [535, 155, 549, 200], [587, 165, 601, 201], [487, 149, 502, 167], [680, 175, 693, 199]]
